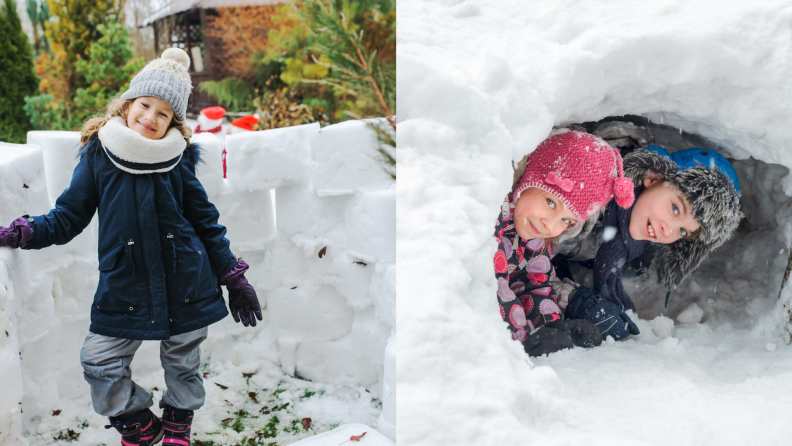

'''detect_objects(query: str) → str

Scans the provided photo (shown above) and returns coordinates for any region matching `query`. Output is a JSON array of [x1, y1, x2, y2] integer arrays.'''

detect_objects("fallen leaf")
[[340, 432, 367, 444], [302, 417, 312, 430], [318, 246, 327, 258], [52, 409, 61, 416], [203, 372, 209, 378], [221, 418, 233, 423], [215, 383, 228, 390], [353, 261, 367, 267], [153, 387, 158, 391], [290, 286, 298, 289], [242, 372, 255, 378], [248, 391, 258, 403], [23, 184, 29, 189]]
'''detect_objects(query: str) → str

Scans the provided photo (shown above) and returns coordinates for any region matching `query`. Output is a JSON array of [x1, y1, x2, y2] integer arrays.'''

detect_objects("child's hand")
[[227, 276, 263, 327], [566, 286, 640, 341], [221, 259, 263, 327], [0, 217, 34, 249]]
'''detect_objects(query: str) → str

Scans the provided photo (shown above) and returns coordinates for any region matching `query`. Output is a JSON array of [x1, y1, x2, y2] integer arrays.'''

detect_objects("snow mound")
[[677, 303, 704, 325], [399, 0, 792, 443]]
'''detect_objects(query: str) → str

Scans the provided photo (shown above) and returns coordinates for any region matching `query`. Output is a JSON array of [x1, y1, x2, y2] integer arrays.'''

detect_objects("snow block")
[[0, 143, 50, 222], [275, 185, 351, 250], [260, 233, 336, 291], [345, 188, 396, 263], [289, 423, 394, 446], [295, 334, 379, 390], [309, 119, 394, 196], [226, 122, 319, 191], [26, 131, 80, 207], [350, 308, 391, 365], [378, 337, 396, 441], [214, 189, 276, 251], [268, 282, 354, 342], [369, 262, 395, 328], [0, 251, 30, 446], [330, 252, 374, 309], [191, 132, 225, 197]]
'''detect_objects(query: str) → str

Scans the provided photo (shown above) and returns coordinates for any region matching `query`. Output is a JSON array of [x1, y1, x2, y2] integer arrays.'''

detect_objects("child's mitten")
[[220, 259, 263, 327], [522, 320, 575, 357], [566, 286, 640, 341], [0, 217, 33, 248], [564, 319, 602, 348]]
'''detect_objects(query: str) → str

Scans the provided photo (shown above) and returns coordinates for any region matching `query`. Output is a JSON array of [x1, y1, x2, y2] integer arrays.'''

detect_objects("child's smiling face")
[[126, 96, 174, 140], [628, 175, 700, 243], [513, 187, 577, 240]]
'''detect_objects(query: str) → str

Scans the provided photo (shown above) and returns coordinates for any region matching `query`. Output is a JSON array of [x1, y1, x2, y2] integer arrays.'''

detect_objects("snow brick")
[[309, 119, 394, 196]]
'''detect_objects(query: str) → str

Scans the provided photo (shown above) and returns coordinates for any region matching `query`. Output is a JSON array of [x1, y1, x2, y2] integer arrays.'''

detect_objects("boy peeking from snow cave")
[[0, 49, 261, 446], [553, 122, 742, 347]]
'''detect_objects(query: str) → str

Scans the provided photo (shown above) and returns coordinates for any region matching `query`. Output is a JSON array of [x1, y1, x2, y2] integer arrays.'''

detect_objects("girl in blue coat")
[[0, 49, 260, 446]]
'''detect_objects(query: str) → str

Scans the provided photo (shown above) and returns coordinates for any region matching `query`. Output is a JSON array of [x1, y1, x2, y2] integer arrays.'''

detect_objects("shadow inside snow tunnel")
[[559, 115, 792, 332]]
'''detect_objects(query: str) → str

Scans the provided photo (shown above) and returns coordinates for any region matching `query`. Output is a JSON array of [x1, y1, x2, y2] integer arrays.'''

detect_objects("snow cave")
[[398, 1, 792, 443]]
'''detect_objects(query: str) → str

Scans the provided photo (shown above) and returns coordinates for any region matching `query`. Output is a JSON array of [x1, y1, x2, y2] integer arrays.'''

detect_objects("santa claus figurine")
[[195, 106, 226, 136], [230, 115, 260, 135]]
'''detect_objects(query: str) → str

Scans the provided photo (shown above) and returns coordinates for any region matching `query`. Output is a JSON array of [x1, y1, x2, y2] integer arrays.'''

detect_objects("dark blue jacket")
[[23, 136, 235, 340]]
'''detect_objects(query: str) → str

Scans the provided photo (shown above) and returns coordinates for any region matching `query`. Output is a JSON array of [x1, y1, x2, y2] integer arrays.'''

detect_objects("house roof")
[[140, 0, 283, 27]]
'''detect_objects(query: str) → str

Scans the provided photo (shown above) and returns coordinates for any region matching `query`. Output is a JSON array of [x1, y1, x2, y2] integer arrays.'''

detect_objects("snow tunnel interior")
[[553, 115, 792, 332]]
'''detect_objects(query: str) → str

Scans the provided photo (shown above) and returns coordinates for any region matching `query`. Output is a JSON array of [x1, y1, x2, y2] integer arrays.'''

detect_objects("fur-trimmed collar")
[[97, 117, 187, 174], [623, 148, 743, 288]]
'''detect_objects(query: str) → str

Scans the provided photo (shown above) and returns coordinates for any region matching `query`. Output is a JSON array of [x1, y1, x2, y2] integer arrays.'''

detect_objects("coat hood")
[[623, 148, 743, 288]]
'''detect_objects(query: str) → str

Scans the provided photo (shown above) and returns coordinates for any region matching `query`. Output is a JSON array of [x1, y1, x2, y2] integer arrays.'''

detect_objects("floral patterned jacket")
[[493, 193, 563, 343]]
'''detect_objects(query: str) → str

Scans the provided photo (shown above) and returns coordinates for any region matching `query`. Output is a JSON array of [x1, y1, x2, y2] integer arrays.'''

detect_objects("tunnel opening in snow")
[[548, 115, 792, 335]]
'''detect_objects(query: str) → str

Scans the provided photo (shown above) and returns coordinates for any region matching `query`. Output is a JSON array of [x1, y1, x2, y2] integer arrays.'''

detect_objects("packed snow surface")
[[398, 0, 792, 444]]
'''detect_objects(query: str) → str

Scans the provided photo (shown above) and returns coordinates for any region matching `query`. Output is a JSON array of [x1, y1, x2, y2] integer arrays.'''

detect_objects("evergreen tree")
[[0, 0, 39, 143], [25, 0, 50, 55], [25, 18, 144, 130], [298, 0, 395, 129]]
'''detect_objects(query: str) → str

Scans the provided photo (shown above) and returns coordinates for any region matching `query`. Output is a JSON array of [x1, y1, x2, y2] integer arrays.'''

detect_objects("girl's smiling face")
[[513, 187, 577, 240], [628, 175, 701, 243], [126, 96, 174, 140]]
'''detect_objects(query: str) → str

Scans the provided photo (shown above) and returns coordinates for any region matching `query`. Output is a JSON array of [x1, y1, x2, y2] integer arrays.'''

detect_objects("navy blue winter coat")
[[23, 136, 235, 340]]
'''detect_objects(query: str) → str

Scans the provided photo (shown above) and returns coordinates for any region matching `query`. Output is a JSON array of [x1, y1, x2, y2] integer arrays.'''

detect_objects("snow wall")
[[0, 119, 395, 444], [398, 1, 792, 444]]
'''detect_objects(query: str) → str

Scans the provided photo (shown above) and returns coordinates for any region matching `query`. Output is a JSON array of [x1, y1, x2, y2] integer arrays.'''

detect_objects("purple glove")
[[219, 259, 263, 327], [0, 217, 34, 249]]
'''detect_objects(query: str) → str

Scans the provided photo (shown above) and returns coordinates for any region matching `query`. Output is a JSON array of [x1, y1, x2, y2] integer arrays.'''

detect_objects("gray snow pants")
[[79, 327, 208, 418]]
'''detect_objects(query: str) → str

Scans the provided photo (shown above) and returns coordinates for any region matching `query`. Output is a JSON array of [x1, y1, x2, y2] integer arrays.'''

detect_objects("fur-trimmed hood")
[[623, 148, 743, 288]]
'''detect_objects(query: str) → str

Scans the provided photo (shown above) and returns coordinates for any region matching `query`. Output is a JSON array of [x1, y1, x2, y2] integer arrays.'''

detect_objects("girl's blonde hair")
[[80, 96, 193, 146]]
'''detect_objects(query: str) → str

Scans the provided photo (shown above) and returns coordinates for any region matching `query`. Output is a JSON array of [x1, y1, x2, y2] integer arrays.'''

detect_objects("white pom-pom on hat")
[[161, 48, 191, 70]]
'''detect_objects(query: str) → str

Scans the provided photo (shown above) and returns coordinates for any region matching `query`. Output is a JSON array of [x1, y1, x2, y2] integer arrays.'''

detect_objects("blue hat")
[[646, 145, 740, 193]]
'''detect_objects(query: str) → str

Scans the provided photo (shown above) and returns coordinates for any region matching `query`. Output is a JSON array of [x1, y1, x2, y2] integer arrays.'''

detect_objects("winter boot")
[[522, 320, 575, 357], [564, 319, 603, 348], [161, 405, 194, 445], [106, 408, 164, 446]]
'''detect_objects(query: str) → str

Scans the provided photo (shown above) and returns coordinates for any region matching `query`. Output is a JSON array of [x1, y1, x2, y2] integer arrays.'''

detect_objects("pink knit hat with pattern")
[[513, 130, 634, 226]]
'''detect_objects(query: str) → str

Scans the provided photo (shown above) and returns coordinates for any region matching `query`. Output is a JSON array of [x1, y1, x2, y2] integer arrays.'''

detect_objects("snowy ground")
[[398, 0, 792, 444], [25, 354, 381, 446]]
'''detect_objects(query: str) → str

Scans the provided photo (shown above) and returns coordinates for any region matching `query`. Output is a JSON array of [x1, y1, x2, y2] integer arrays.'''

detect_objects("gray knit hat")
[[121, 48, 192, 121]]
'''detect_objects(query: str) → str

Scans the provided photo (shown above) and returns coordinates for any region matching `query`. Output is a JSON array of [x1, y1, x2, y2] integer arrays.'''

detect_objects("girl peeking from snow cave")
[[553, 122, 743, 345], [494, 130, 636, 357], [0, 49, 261, 446]]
